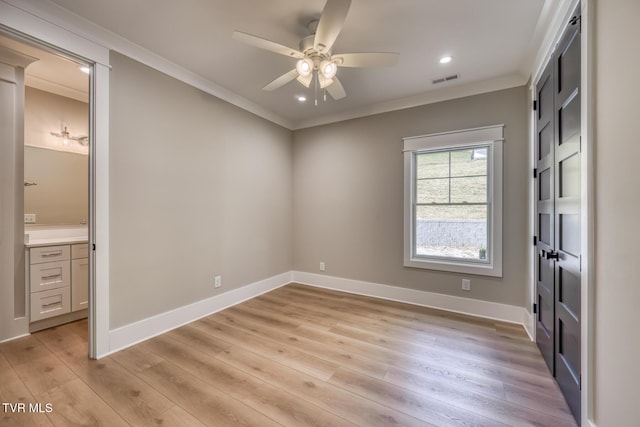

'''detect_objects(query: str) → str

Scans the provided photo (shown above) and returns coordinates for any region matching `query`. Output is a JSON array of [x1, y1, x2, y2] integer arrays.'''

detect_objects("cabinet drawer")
[[30, 287, 71, 322], [30, 245, 70, 264], [72, 243, 89, 259], [30, 261, 70, 293]]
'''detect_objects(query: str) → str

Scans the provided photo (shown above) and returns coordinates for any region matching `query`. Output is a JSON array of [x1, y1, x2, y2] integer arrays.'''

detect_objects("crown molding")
[[529, 0, 579, 86]]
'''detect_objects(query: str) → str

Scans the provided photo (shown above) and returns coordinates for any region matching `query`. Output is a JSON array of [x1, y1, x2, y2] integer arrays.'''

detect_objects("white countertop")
[[25, 236, 88, 248], [24, 225, 88, 248]]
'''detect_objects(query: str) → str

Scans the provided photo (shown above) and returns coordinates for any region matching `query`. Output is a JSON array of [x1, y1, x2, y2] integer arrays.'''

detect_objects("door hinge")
[[533, 168, 538, 178], [570, 14, 582, 34], [533, 236, 538, 246], [579, 374, 582, 391], [533, 100, 537, 111], [533, 303, 537, 314]]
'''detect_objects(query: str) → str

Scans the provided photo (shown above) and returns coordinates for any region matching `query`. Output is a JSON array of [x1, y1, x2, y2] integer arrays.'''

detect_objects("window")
[[403, 125, 503, 277]]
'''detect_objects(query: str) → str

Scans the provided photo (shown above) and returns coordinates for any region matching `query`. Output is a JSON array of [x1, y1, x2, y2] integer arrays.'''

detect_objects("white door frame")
[[0, 0, 110, 358]]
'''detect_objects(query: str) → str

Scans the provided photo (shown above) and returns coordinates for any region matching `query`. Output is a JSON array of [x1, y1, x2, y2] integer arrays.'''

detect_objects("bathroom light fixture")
[[439, 55, 453, 64]]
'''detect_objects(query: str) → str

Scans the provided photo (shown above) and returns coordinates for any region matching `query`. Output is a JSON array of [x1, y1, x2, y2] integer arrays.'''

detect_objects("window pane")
[[450, 148, 487, 177], [416, 152, 449, 179], [415, 205, 488, 260], [450, 176, 487, 203], [417, 178, 449, 204]]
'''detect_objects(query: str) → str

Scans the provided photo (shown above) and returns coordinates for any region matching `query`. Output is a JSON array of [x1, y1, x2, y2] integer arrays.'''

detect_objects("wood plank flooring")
[[0, 283, 578, 426]]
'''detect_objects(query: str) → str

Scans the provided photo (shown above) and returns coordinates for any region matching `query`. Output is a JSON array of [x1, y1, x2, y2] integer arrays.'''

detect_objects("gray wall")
[[593, 0, 640, 424], [24, 146, 88, 224], [292, 86, 528, 307], [109, 52, 293, 328]]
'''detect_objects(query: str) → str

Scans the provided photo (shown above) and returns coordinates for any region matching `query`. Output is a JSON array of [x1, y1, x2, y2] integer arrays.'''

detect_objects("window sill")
[[404, 256, 503, 277]]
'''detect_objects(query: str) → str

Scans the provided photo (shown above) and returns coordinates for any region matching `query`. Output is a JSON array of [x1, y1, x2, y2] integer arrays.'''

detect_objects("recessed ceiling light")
[[79, 66, 91, 74], [439, 56, 453, 64], [296, 95, 307, 102]]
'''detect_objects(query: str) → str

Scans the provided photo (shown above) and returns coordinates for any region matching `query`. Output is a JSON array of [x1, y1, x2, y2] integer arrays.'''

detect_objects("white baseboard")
[[523, 310, 535, 341], [106, 271, 292, 357], [106, 270, 533, 357], [292, 271, 531, 333]]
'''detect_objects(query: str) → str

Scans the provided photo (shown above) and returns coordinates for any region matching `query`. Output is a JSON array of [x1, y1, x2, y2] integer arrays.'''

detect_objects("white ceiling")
[[22, 0, 551, 128], [0, 34, 89, 102]]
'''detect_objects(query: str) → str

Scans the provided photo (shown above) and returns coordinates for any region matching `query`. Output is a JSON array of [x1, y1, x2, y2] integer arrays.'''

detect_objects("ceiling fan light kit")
[[232, 0, 398, 105], [296, 58, 313, 77]]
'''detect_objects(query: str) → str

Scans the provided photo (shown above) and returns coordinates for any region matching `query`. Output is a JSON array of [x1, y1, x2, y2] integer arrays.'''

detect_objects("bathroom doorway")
[[0, 31, 92, 353]]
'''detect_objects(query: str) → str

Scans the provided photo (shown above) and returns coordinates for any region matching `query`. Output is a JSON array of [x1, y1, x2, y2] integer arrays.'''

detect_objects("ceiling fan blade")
[[314, 0, 351, 53], [326, 76, 346, 100], [297, 73, 313, 88], [263, 69, 299, 91], [233, 31, 304, 59], [333, 52, 399, 68]]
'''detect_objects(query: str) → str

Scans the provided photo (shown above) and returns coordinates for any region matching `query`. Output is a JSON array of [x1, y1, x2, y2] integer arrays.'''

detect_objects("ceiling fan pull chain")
[[315, 73, 319, 106]]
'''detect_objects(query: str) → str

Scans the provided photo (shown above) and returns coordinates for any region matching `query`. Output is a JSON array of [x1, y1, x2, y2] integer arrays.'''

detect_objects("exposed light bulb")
[[296, 95, 307, 102], [439, 56, 453, 64], [320, 60, 337, 79], [296, 58, 313, 77]]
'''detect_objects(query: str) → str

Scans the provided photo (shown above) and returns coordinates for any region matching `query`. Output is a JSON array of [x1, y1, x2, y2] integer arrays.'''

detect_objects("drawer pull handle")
[[41, 273, 62, 280], [41, 301, 62, 312], [42, 251, 63, 257]]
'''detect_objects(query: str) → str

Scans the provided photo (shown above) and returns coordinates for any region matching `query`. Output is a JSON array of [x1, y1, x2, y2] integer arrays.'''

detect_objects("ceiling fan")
[[232, 0, 399, 102]]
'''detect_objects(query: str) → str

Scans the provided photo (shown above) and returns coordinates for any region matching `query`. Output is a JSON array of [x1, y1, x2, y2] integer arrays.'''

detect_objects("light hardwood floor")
[[0, 283, 578, 426]]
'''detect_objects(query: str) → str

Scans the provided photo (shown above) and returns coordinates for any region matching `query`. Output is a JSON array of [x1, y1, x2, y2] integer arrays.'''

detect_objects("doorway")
[[0, 29, 93, 354], [534, 3, 582, 424]]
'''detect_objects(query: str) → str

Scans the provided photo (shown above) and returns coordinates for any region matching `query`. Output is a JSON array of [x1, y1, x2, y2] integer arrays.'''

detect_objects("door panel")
[[560, 154, 580, 198], [554, 6, 582, 423], [535, 3, 581, 425], [535, 61, 555, 372]]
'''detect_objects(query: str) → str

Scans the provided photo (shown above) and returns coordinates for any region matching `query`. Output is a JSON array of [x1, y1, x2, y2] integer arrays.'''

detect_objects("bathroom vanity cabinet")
[[27, 241, 88, 329]]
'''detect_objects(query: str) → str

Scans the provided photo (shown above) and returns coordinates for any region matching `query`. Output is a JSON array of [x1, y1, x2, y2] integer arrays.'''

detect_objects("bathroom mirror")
[[24, 86, 89, 225], [24, 146, 88, 225]]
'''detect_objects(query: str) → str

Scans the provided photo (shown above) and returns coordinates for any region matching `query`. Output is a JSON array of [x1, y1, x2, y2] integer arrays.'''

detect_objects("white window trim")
[[403, 125, 503, 277]]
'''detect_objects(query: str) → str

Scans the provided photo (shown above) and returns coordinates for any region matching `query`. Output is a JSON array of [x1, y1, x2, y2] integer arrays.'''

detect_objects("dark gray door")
[[553, 11, 581, 422], [535, 4, 581, 424], [535, 61, 555, 373]]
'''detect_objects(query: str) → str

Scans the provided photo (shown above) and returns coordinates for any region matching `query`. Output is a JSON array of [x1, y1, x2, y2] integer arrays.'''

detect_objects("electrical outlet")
[[214, 276, 222, 288], [462, 279, 471, 291], [319, 262, 325, 271], [24, 214, 36, 224]]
